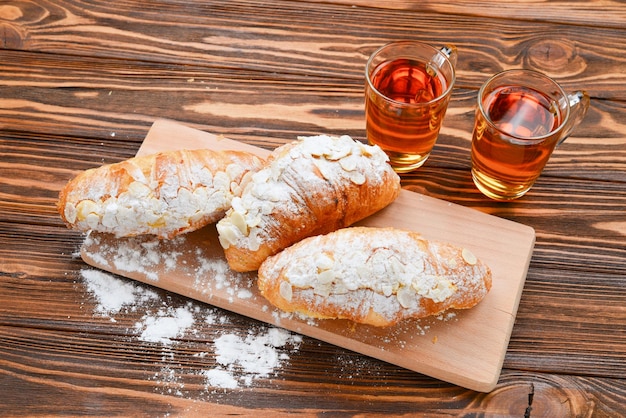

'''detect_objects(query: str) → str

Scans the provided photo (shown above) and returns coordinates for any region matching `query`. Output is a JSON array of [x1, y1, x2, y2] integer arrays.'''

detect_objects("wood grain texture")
[[1, 0, 625, 415]]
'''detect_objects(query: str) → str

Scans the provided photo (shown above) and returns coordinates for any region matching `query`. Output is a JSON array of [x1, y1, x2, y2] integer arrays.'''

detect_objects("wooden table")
[[1, 1, 624, 416]]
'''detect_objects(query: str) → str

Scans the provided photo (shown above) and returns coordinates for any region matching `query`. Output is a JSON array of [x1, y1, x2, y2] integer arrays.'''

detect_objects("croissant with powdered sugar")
[[258, 226, 492, 327], [58, 149, 264, 239], [216, 134, 401, 272]]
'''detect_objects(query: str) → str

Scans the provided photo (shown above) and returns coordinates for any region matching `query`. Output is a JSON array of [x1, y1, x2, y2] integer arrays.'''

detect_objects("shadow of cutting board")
[[81, 119, 535, 392]]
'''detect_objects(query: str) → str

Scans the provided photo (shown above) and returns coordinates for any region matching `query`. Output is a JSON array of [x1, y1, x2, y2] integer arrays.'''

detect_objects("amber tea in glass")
[[471, 70, 589, 200], [365, 41, 457, 173]]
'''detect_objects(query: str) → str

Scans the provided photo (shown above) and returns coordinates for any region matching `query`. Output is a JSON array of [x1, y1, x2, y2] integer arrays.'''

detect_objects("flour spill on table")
[[79, 267, 302, 395], [82, 231, 257, 303], [204, 328, 302, 388], [82, 268, 160, 318]]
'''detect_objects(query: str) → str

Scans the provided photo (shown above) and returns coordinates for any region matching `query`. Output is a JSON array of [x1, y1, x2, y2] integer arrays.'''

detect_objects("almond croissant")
[[258, 227, 493, 327], [58, 149, 264, 239], [216, 135, 401, 272]]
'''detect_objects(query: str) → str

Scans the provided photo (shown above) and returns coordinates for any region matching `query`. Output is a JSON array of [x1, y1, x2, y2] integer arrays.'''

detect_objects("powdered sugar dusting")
[[82, 233, 184, 281], [192, 252, 255, 303], [135, 305, 195, 343], [81, 229, 258, 304], [259, 226, 491, 326], [76, 224, 458, 402], [60, 150, 263, 239], [205, 327, 302, 388], [204, 368, 238, 389], [78, 256, 304, 397], [81, 269, 159, 316], [216, 135, 400, 271]]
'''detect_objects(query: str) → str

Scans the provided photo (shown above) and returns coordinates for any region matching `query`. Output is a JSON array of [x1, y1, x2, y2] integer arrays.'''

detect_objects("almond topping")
[[76, 200, 98, 222], [339, 156, 357, 172], [279, 281, 293, 302], [396, 286, 415, 309], [348, 171, 366, 185], [230, 211, 249, 235], [317, 269, 335, 284], [462, 248, 477, 265]]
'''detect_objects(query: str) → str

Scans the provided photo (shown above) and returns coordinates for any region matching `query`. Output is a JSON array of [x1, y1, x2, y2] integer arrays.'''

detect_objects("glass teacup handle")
[[439, 44, 457, 67], [558, 90, 590, 145], [431, 44, 457, 68]]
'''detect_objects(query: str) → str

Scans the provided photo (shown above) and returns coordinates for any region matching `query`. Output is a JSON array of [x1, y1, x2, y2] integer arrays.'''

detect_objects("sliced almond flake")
[[225, 162, 244, 180], [339, 156, 357, 172], [313, 284, 331, 298], [252, 169, 271, 184], [127, 181, 152, 198], [462, 248, 477, 265], [389, 256, 406, 276], [381, 283, 393, 297], [213, 171, 230, 189], [86, 213, 100, 229], [315, 253, 334, 271], [357, 141, 374, 157], [279, 281, 293, 302], [76, 200, 98, 222], [216, 223, 237, 248], [325, 145, 351, 160], [64, 203, 77, 223], [312, 159, 334, 181], [397, 287, 416, 309], [230, 181, 241, 196], [348, 171, 366, 185], [248, 233, 260, 252], [425, 279, 456, 303], [230, 210, 249, 235], [317, 269, 334, 284]]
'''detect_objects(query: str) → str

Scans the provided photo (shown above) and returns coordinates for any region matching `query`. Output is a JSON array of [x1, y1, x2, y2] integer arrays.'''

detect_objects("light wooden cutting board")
[[81, 119, 535, 392]]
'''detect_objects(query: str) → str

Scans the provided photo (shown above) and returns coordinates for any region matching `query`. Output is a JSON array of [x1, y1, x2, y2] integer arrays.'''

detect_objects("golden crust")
[[216, 135, 401, 272], [258, 227, 493, 327], [57, 149, 264, 239]]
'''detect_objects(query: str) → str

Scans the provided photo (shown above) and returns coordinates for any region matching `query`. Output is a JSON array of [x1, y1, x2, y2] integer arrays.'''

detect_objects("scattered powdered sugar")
[[204, 368, 239, 389], [437, 312, 457, 322], [79, 265, 304, 397], [81, 269, 159, 317], [204, 327, 302, 388], [76, 224, 458, 401], [192, 251, 256, 303], [82, 233, 184, 281], [135, 305, 196, 344], [82, 231, 257, 302], [334, 353, 385, 381]]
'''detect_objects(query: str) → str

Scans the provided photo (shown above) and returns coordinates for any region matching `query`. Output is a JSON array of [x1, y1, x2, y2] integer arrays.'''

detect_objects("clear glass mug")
[[365, 41, 457, 173], [471, 69, 590, 200]]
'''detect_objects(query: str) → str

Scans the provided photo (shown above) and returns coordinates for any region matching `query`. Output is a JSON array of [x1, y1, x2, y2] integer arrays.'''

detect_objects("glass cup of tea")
[[365, 41, 457, 173], [470, 69, 590, 200]]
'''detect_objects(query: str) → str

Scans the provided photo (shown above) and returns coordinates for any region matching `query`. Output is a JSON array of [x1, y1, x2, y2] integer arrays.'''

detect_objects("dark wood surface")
[[1, 0, 625, 416]]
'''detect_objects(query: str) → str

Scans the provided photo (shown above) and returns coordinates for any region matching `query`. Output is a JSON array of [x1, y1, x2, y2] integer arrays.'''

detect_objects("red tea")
[[471, 85, 563, 199], [366, 58, 450, 172], [485, 85, 561, 138], [370, 58, 444, 104]]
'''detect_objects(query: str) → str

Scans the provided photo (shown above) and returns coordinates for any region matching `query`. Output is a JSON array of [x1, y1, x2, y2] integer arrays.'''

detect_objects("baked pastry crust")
[[216, 135, 401, 272], [258, 227, 492, 327], [58, 149, 264, 239]]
